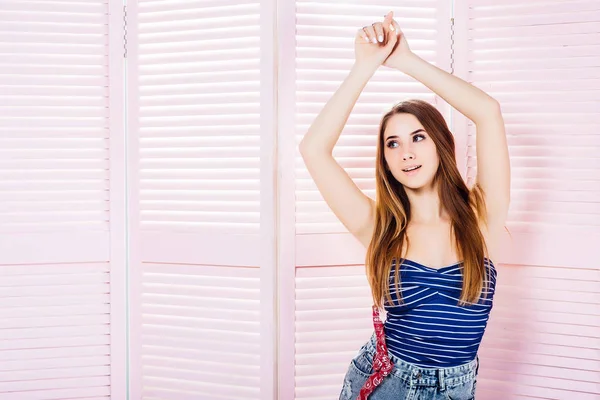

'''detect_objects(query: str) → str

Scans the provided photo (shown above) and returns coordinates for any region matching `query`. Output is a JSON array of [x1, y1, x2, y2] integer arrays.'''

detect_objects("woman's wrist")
[[351, 61, 379, 80], [392, 52, 422, 74]]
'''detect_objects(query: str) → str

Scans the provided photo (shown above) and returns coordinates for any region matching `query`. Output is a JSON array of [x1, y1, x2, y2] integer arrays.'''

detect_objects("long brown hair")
[[366, 99, 492, 309]]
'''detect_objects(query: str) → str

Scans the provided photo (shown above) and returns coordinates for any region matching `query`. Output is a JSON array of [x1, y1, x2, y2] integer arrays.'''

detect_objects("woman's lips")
[[402, 165, 421, 176]]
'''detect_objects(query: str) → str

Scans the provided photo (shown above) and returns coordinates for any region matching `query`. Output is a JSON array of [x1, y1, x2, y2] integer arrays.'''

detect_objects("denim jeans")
[[339, 332, 479, 400]]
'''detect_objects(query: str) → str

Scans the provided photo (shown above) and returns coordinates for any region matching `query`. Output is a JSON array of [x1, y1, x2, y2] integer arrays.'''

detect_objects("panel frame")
[[126, 0, 277, 398], [108, 0, 128, 398]]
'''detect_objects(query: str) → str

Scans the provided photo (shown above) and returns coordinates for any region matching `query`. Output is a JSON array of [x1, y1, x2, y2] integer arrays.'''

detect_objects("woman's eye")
[[387, 135, 425, 148]]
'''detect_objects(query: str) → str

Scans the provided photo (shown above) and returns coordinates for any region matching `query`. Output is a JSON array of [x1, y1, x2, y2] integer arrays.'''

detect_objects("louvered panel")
[[0, 0, 124, 398], [136, 0, 262, 239], [128, 1, 273, 399], [140, 263, 260, 399], [295, 0, 450, 235], [0, 0, 110, 234], [477, 263, 600, 399], [295, 265, 374, 400], [0, 264, 111, 398], [458, 2, 600, 398], [464, 0, 600, 235]]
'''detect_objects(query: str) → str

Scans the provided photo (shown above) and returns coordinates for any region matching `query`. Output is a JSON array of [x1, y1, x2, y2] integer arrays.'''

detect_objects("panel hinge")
[[123, 5, 128, 59], [449, 17, 455, 74]]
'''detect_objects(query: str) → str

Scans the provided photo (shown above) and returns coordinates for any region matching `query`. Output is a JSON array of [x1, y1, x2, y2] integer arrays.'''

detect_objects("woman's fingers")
[[381, 12, 395, 44], [357, 28, 370, 43], [382, 12, 394, 32], [372, 22, 384, 44], [384, 24, 398, 48], [363, 25, 378, 44], [390, 19, 402, 36], [357, 12, 397, 45]]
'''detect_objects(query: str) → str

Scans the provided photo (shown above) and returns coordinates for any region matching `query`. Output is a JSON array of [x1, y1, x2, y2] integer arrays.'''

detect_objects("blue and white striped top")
[[383, 258, 497, 368]]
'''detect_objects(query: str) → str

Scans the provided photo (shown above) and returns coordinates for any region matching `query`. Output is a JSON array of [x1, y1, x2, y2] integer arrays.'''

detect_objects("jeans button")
[[416, 372, 422, 379]]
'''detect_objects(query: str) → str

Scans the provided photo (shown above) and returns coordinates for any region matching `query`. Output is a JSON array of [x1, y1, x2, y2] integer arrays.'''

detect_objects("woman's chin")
[[398, 175, 434, 191]]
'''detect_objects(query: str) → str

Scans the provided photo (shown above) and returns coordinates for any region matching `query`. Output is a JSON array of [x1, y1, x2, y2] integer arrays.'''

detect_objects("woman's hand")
[[354, 11, 398, 72], [382, 17, 414, 70]]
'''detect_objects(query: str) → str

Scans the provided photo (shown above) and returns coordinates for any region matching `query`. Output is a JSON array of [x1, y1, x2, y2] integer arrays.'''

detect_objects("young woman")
[[299, 11, 510, 400]]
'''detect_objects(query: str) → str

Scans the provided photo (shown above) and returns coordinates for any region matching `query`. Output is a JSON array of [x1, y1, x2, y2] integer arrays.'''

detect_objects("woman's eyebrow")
[[385, 128, 426, 141]]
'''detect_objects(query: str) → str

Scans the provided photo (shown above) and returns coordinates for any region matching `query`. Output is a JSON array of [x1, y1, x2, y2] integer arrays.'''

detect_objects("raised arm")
[[300, 11, 398, 151], [384, 19, 511, 228], [299, 12, 399, 245], [299, 65, 377, 245], [402, 54, 510, 227]]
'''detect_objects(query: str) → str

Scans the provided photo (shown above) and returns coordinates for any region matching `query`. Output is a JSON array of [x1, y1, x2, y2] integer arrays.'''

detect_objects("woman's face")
[[383, 113, 439, 190]]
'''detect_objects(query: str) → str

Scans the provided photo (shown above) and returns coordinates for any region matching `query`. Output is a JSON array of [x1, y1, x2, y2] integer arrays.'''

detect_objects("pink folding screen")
[[1, 0, 597, 399]]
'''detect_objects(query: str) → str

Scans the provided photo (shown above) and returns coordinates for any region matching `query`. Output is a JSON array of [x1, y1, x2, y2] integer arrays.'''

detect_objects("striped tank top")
[[383, 257, 497, 368]]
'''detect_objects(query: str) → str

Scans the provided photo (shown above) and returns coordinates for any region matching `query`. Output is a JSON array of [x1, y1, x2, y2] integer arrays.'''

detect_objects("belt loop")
[[438, 368, 445, 391]]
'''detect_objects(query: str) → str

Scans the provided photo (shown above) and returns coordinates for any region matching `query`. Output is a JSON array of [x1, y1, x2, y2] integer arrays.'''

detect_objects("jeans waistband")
[[361, 331, 479, 387]]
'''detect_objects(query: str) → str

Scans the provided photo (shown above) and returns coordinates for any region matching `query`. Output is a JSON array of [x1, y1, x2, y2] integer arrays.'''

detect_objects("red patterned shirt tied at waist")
[[357, 305, 394, 400]]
